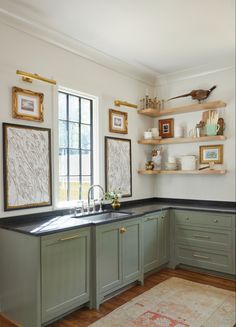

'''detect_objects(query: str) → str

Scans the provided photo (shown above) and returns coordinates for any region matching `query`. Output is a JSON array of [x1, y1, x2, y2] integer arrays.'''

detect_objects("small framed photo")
[[159, 118, 174, 138], [109, 109, 128, 134], [12, 87, 44, 122], [200, 144, 223, 164]]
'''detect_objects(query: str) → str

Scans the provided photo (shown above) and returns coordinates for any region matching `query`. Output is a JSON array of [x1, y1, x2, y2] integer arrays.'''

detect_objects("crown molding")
[[0, 8, 156, 86], [155, 62, 235, 87]]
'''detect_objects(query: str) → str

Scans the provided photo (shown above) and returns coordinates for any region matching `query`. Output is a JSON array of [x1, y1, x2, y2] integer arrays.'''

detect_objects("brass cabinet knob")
[[186, 217, 190, 221], [214, 219, 218, 223], [120, 227, 127, 233]]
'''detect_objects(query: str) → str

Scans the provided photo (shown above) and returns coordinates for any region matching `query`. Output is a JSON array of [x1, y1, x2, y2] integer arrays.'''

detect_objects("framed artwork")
[[3, 123, 52, 211], [199, 144, 223, 164], [159, 118, 174, 138], [109, 109, 128, 134], [105, 136, 132, 197], [12, 87, 44, 122]]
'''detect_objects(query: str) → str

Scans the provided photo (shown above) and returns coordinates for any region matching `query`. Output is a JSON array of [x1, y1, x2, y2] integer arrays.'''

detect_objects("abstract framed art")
[[3, 123, 52, 210], [105, 136, 132, 197]]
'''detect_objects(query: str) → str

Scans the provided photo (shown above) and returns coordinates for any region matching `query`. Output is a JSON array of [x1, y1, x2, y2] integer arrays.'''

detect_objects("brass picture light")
[[16, 70, 57, 85], [114, 100, 137, 109]]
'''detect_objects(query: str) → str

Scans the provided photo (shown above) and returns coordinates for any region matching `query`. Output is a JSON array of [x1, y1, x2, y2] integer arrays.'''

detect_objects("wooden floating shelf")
[[138, 169, 226, 175], [138, 100, 226, 117], [138, 135, 226, 145]]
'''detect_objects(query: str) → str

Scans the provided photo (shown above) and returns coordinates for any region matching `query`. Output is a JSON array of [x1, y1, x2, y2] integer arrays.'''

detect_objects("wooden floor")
[[46, 268, 236, 327]]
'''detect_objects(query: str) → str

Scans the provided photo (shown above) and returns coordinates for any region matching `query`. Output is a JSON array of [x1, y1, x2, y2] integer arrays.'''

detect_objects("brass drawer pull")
[[193, 254, 209, 260], [185, 217, 190, 221], [193, 234, 210, 239], [120, 227, 127, 233], [213, 219, 218, 223], [59, 234, 80, 242]]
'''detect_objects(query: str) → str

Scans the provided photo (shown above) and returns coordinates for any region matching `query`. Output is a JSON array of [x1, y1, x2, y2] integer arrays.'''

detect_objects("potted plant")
[[104, 190, 122, 209]]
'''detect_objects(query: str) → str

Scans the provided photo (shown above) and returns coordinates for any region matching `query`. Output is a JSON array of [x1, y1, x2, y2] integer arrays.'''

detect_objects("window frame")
[[57, 87, 98, 207]]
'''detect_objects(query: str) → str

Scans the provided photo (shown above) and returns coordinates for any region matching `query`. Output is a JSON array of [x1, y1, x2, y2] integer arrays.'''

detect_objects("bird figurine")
[[167, 85, 217, 103]]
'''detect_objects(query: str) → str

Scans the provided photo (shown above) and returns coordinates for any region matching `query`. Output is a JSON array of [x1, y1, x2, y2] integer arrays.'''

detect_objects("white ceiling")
[[0, 0, 235, 80]]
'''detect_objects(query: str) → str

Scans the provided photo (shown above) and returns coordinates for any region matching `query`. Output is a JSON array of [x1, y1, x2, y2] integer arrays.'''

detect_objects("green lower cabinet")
[[158, 211, 170, 266], [41, 227, 90, 323], [95, 221, 122, 296], [143, 211, 170, 273], [143, 214, 159, 273], [122, 219, 142, 283], [94, 218, 143, 308], [174, 210, 235, 275]]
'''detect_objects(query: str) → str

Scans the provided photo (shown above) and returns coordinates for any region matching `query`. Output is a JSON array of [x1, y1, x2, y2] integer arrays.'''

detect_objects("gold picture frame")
[[12, 87, 44, 122], [199, 144, 223, 164], [109, 109, 128, 134]]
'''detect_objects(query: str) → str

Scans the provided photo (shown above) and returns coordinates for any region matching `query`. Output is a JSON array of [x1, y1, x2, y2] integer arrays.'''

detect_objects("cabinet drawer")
[[175, 210, 233, 229], [143, 210, 168, 221], [175, 225, 232, 250], [176, 245, 233, 273]]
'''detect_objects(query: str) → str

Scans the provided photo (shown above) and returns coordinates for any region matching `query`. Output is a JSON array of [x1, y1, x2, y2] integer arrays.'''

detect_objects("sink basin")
[[71, 211, 132, 222]]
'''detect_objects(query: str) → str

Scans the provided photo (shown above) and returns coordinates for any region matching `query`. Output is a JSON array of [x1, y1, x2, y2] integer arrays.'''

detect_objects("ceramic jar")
[[181, 155, 197, 170], [144, 131, 152, 139]]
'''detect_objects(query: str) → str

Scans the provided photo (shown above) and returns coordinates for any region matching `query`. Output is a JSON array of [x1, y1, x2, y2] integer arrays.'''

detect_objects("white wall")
[[154, 66, 235, 202], [0, 22, 155, 218], [0, 22, 234, 220]]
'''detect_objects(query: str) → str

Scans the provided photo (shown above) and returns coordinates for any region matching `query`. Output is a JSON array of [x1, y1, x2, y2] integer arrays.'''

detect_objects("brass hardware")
[[186, 217, 190, 221], [114, 100, 137, 109], [120, 227, 127, 233], [193, 254, 209, 260], [22, 76, 33, 83], [59, 234, 80, 241], [16, 70, 57, 85], [213, 219, 218, 223], [193, 234, 210, 239]]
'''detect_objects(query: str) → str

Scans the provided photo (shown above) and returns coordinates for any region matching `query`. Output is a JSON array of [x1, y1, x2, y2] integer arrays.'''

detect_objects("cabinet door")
[[158, 211, 170, 265], [122, 219, 142, 283], [41, 228, 90, 323], [96, 222, 122, 294], [143, 215, 159, 273]]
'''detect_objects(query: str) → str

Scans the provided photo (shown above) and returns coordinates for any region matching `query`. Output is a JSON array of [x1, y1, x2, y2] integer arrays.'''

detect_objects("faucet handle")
[[92, 199, 97, 212], [98, 198, 103, 212]]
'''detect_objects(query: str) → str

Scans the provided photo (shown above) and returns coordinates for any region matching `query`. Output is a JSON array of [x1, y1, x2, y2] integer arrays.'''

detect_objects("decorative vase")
[[152, 155, 162, 170], [111, 199, 121, 210]]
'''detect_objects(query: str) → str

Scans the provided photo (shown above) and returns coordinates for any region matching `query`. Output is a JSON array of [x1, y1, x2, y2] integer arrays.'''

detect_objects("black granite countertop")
[[0, 199, 235, 236]]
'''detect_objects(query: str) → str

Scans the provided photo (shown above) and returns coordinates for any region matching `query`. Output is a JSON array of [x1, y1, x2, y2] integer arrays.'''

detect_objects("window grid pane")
[[58, 91, 93, 202]]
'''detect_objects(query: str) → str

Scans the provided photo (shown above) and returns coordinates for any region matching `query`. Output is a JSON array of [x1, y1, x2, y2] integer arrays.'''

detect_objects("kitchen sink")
[[71, 211, 133, 222]]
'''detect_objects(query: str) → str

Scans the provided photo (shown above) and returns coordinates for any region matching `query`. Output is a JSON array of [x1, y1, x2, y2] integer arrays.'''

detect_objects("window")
[[58, 90, 93, 204]]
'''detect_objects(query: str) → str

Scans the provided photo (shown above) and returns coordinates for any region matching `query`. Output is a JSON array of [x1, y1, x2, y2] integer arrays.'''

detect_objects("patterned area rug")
[[89, 277, 235, 327]]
